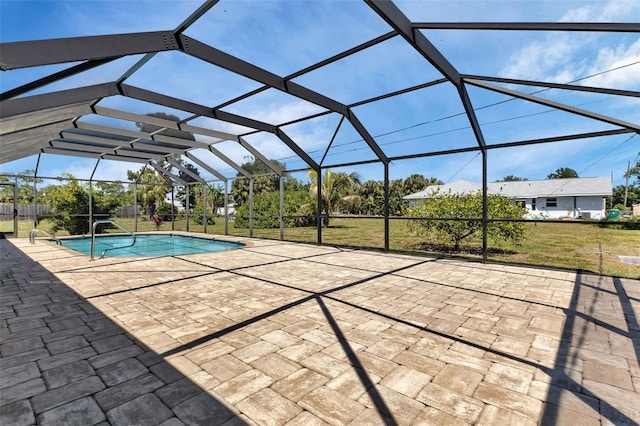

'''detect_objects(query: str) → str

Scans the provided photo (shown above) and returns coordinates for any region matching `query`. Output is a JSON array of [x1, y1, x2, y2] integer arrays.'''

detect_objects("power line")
[[577, 133, 636, 177], [215, 60, 640, 177], [321, 60, 640, 151], [551, 133, 637, 194]]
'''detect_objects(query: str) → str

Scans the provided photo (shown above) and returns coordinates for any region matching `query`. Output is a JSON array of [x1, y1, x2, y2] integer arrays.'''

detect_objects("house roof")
[[404, 177, 612, 199]]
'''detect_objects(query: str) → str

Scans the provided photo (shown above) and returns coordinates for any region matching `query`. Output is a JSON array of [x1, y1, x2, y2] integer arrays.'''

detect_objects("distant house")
[[216, 203, 236, 217], [404, 177, 612, 219]]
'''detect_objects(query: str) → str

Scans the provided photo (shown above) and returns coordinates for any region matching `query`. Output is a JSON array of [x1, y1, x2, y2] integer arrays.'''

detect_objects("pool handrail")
[[92, 219, 136, 260], [29, 228, 61, 245]]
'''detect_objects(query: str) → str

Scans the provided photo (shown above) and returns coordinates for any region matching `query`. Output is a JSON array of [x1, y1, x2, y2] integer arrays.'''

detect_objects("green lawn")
[[13, 216, 640, 278]]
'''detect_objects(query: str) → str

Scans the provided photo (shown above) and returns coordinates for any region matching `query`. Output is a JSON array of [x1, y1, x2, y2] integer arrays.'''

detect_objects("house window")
[[532, 198, 536, 210], [515, 199, 526, 208], [547, 197, 557, 207]]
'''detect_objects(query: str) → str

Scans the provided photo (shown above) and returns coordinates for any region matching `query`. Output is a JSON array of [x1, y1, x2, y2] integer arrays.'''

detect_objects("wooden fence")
[[0, 204, 140, 220], [0, 204, 50, 219]]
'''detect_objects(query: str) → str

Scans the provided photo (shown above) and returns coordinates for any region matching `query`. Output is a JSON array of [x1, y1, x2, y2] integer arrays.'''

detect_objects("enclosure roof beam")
[[184, 152, 228, 182], [50, 140, 117, 155], [208, 146, 250, 178], [1, 102, 93, 135], [348, 78, 448, 108], [151, 134, 210, 150], [365, 0, 460, 84], [113, 84, 266, 134], [212, 31, 397, 111], [214, 110, 274, 133], [178, 35, 387, 163], [75, 122, 155, 140], [90, 108, 232, 149], [50, 139, 167, 160], [150, 161, 188, 186], [274, 128, 319, 171], [178, 123, 238, 142], [486, 128, 636, 150], [1, 58, 118, 101], [465, 78, 640, 132], [462, 74, 640, 98], [174, 0, 221, 35], [101, 154, 152, 164], [0, 31, 179, 70], [60, 130, 131, 146], [0, 83, 118, 117], [113, 83, 317, 173], [385, 128, 636, 162], [52, 136, 186, 156], [41, 147, 106, 160], [120, 84, 214, 118], [345, 109, 389, 164], [166, 157, 205, 183], [129, 142, 189, 155], [458, 82, 486, 151], [93, 106, 181, 130], [412, 22, 640, 32], [238, 137, 284, 175], [40, 147, 158, 163], [1, 131, 65, 164], [3, 121, 74, 144], [285, 31, 398, 80]]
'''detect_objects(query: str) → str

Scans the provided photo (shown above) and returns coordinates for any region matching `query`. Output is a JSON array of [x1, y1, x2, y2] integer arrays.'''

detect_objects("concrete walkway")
[[1, 234, 639, 425]]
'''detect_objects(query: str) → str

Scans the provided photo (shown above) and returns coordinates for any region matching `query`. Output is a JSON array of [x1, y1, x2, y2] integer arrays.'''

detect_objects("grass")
[[12, 216, 640, 279]]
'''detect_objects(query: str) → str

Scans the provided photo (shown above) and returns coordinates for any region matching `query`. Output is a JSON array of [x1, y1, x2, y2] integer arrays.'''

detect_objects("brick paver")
[[1, 235, 639, 425]]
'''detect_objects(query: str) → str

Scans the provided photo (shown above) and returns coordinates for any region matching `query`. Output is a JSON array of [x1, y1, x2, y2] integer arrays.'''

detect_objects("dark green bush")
[[234, 190, 314, 229]]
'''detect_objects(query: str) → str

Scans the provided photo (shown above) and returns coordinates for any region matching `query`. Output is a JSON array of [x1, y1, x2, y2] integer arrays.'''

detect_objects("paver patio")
[[1, 234, 639, 425]]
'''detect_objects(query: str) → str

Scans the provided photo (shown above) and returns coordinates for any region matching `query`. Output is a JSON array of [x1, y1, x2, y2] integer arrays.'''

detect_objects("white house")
[[404, 177, 612, 219]]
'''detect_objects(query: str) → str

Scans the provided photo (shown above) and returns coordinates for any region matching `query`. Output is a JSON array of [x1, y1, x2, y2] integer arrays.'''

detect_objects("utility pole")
[[624, 160, 630, 208]]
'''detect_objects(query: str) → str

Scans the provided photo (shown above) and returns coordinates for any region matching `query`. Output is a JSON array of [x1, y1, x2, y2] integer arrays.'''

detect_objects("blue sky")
[[1, 0, 639, 189]]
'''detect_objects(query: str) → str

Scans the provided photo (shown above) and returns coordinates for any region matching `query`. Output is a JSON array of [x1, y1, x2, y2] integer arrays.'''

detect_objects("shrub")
[[235, 190, 314, 229], [191, 201, 215, 225], [155, 203, 174, 221], [46, 177, 111, 235], [406, 191, 527, 251]]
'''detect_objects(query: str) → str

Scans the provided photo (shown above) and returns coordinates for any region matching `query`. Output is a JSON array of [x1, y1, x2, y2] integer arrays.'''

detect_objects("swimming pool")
[[57, 234, 244, 257]]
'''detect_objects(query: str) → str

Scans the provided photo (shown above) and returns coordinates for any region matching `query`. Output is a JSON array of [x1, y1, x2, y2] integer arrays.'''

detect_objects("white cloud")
[[500, 0, 640, 87], [584, 39, 640, 88], [560, 0, 639, 22]]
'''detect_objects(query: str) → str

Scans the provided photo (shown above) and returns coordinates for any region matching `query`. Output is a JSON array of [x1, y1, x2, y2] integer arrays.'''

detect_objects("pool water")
[[58, 234, 244, 257]]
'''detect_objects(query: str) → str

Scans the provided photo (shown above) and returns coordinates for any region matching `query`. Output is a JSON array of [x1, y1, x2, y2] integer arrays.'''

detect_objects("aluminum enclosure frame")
[[1, 0, 639, 257]]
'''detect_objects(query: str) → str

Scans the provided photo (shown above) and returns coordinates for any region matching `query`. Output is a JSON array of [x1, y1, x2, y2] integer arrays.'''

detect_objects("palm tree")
[[307, 169, 360, 226], [127, 168, 171, 218]]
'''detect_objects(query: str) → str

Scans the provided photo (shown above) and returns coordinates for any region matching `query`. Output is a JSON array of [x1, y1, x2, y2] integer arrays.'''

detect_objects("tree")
[[402, 174, 426, 196], [307, 169, 360, 226], [231, 157, 286, 207], [333, 171, 362, 213], [611, 184, 640, 210], [174, 161, 200, 209], [359, 180, 384, 216], [0, 170, 44, 204], [94, 181, 127, 215], [406, 191, 527, 251], [192, 184, 224, 225], [547, 168, 578, 179], [388, 178, 406, 216], [134, 113, 201, 210], [135, 112, 195, 142], [497, 175, 528, 182], [46, 174, 112, 235], [625, 160, 640, 186], [127, 168, 171, 218]]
